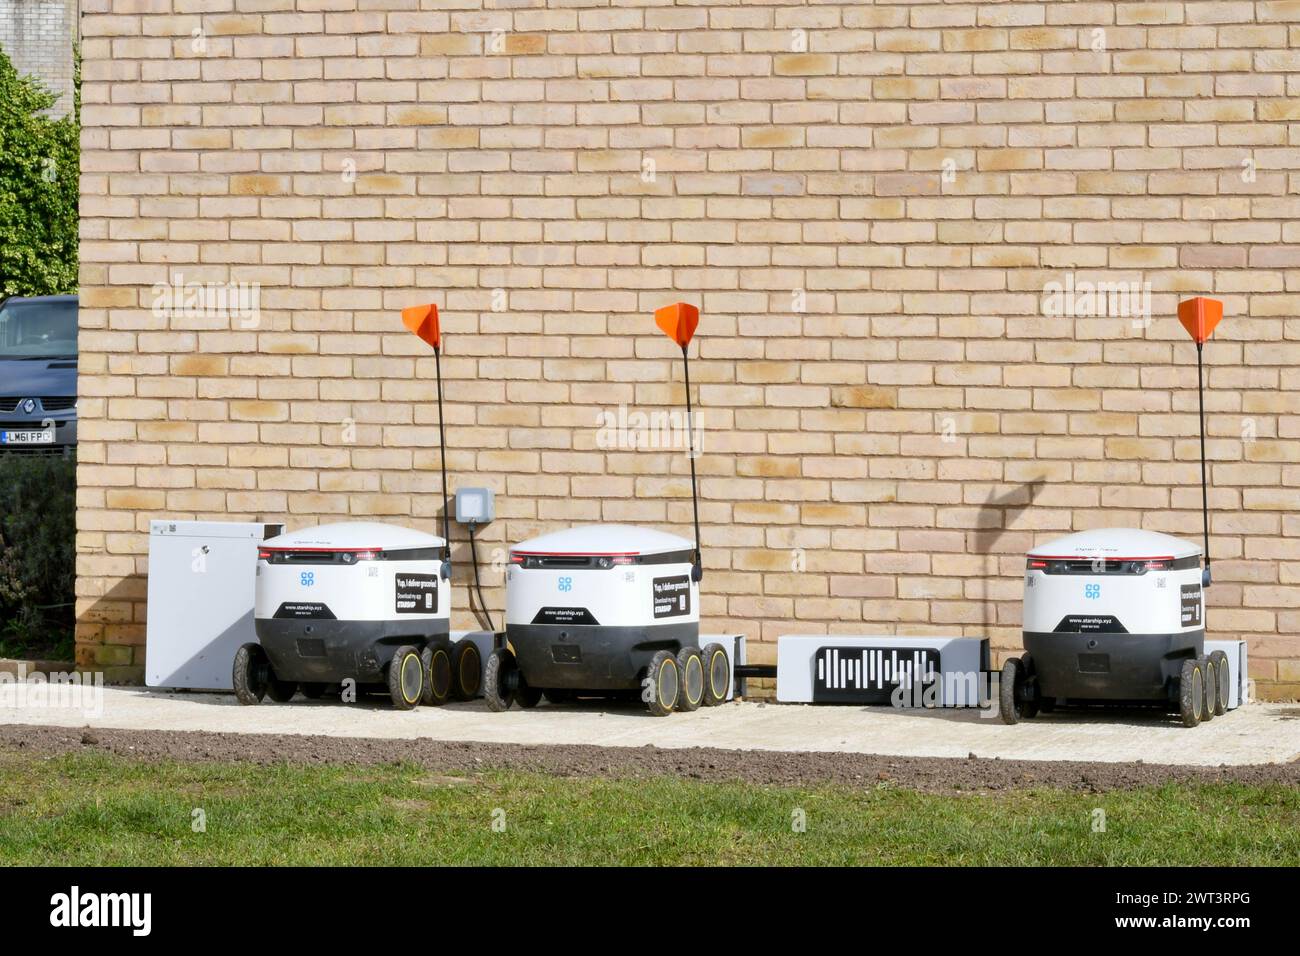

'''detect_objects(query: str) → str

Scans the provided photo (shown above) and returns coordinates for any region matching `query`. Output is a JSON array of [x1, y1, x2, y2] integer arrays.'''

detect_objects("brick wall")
[[0, 0, 79, 115], [78, 0, 1300, 697]]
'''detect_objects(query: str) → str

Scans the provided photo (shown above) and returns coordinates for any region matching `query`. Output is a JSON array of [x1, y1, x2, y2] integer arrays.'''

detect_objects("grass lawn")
[[1, 749, 1297, 865]]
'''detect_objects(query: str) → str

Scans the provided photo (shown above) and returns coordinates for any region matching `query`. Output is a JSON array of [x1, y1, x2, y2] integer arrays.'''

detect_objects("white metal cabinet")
[[145, 520, 283, 690]]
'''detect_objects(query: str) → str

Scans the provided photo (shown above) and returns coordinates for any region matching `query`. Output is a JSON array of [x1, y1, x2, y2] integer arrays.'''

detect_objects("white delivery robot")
[[232, 303, 480, 709], [484, 304, 730, 716], [1001, 297, 1230, 727]]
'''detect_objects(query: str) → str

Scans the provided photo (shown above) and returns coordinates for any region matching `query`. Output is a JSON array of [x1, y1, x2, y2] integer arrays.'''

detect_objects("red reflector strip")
[[1028, 555, 1173, 562], [1027, 555, 1178, 573], [259, 546, 383, 553], [259, 547, 382, 563], [510, 551, 640, 557]]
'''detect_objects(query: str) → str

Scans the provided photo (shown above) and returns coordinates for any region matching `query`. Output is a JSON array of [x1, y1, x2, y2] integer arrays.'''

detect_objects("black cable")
[[435, 344, 451, 578], [468, 522, 496, 633], [681, 343, 702, 582], [1196, 342, 1211, 586]]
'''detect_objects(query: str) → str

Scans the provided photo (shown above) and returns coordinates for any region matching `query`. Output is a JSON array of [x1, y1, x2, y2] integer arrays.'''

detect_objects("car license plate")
[[0, 429, 54, 445]]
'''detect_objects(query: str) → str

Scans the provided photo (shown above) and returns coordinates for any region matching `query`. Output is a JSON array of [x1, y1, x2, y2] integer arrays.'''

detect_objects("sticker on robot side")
[[395, 573, 438, 614], [532, 606, 599, 626], [653, 574, 691, 619], [1180, 584, 1202, 627], [273, 602, 336, 620], [1053, 615, 1126, 633]]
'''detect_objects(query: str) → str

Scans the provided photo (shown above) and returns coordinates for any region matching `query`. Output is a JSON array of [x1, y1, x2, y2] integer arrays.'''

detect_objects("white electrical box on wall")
[[454, 487, 495, 525], [145, 520, 283, 691]]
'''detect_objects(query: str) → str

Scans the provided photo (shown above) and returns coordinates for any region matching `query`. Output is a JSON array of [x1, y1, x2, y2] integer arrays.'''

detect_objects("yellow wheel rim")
[[659, 660, 676, 708], [685, 657, 703, 704], [709, 651, 726, 698], [401, 655, 421, 704]]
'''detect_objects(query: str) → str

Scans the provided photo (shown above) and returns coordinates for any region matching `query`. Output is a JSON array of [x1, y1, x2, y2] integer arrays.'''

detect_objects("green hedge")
[[0, 44, 79, 296], [0, 46, 80, 657], [0, 454, 76, 659]]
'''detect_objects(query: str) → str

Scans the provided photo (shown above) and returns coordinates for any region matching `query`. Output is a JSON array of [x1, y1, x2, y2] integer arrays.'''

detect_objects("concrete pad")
[[2, 687, 1297, 766]]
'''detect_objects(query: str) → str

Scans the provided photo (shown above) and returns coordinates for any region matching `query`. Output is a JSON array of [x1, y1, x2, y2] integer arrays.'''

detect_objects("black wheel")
[[1209, 650, 1230, 716], [387, 645, 424, 711], [483, 647, 517, 712], [1019, 652, 1041, 719], [1199, 657, 1216, 723], [516, 674, 543, 708], [299, 682, 328, 699], [542, 688, 573, 705], [266, 675, 297, 703], [1179, 658, 1203, 728], [999, 657, 1024, 725], [700, 642, 730, 707], [421, 641, 453, 706], [450, 639, 482, 701], [232, 643, 269, 705], [643, 649, 680, 717], [675, 646, 704, 712]]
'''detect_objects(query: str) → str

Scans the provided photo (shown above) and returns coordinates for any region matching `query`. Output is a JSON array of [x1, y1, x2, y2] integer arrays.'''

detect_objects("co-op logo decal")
[[1085, 583, 1100, 599], [300, 571, 315, 587], [557, 576, 572, 592]]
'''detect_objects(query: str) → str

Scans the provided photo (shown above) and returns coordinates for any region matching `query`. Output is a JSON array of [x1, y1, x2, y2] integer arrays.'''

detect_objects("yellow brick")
[[229, 174, 288, 196], [774, 54, 836, 76], [389, 106, 449, 126], [504, 34, 547, 55], [172, 355, 228, 376], [831, 386, 898, 409]]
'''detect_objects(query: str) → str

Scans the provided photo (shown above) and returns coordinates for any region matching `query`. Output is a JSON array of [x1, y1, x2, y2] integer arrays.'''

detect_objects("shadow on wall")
[[72, 530, 501, 686], [71, 485, 1043, 682], [971, 479, 1045, 637], [75, 573, 146, 684]]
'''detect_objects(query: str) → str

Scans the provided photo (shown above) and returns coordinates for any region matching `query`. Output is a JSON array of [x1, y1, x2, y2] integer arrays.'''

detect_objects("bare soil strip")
[[2, 724, 1297, 794]]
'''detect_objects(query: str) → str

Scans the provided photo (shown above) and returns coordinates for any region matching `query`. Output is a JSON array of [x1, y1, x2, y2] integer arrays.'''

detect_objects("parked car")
[[0, 295, 77, 455]]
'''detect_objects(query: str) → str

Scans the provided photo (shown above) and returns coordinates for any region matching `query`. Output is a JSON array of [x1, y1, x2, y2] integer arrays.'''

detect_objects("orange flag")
[[401, 303, 441, 350], [1177, 296, 1223, 345], [654, 302, 700, 349]]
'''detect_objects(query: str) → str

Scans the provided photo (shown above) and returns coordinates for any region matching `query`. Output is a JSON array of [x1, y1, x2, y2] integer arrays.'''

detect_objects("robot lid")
[[511, 524, 694, 559], [1027, 528, 1200, 562], [261, 521, 446, 553]]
